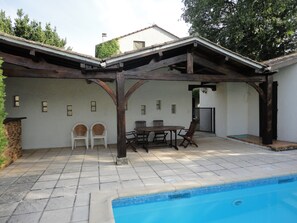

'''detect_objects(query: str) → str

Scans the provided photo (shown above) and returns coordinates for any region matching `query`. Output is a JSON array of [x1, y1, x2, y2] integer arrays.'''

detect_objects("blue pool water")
[[113, 175, 297, 223]]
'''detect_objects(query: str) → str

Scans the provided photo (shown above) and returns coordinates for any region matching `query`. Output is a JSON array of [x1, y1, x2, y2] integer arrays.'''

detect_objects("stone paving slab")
[[1, 137, 297, 222]]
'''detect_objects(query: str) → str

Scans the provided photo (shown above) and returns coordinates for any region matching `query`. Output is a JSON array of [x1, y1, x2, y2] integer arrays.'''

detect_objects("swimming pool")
[[113, 175, 297, 223]]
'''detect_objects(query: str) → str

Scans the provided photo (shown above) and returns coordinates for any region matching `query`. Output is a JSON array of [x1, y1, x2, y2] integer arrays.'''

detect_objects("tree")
[[182, 0, 297, 61], [0, 9, 67, 48], [0, 11, 12, 34], [0, 59, 7, 167], [95, 39, 120, 59]]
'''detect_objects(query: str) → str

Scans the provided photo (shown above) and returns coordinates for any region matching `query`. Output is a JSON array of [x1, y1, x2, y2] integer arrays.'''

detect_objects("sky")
[[1, 0, 190, 56]]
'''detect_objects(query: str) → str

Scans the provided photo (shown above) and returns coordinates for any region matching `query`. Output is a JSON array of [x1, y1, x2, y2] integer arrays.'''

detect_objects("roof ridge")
[[98, 24, 179, 45]]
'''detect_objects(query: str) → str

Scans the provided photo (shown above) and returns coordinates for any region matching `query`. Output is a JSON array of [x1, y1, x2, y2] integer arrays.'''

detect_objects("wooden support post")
[[116, 72, 128, 164], [187, 51, 194, 74], [262, 75, 273, 145]]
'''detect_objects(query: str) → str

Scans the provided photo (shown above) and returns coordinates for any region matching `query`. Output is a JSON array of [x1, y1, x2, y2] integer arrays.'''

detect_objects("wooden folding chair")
[[178, 119, 198, 148]]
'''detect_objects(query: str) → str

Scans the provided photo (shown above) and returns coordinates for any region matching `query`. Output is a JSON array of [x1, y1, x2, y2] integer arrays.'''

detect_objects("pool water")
[[113, 176, 297, 223]]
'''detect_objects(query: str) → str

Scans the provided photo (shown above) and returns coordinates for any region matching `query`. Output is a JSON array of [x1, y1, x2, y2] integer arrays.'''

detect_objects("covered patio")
[[1, 137, 297, 222], [0, 33, 276, 165]]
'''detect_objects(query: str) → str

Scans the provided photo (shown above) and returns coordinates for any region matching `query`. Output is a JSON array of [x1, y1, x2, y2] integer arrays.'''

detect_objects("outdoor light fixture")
[[91, 101, 96, 112], [42, 101, 48, 112], [141, 105, 146, 115], [67, 105, 72, 116], [156, 100, 161, 110], [171, 104, 176, 114], [13, 95, 20, 107]]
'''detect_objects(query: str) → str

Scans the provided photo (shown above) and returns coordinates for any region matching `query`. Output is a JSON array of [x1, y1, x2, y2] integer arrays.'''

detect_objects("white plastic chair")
[[71, 123, 89, 150], [90, 122, 107, 149]]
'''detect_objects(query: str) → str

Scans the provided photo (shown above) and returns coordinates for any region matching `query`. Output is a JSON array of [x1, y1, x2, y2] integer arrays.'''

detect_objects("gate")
[[194, 107, 215, 133]]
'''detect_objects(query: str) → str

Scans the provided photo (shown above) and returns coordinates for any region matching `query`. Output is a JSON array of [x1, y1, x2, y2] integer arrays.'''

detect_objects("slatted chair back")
[[92, 123, 105, 135], [74, 124, 88, 136], [153, 120, 164, 127], [135, 121, 146, 128], [185, 119, 198, 138]]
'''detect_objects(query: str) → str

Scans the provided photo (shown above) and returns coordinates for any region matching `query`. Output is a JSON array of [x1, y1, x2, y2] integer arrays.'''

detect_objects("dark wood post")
[[262, 75, 273, 145], [116, 72, 128, 164]]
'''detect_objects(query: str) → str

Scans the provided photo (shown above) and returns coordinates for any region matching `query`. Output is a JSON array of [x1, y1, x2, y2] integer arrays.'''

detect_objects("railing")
[[193, 107, 215, 133]]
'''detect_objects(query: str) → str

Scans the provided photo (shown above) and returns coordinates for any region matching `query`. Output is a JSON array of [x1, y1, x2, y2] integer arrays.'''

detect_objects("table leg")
[[173, 130, 178, 150], [169, 130, 173, 147]]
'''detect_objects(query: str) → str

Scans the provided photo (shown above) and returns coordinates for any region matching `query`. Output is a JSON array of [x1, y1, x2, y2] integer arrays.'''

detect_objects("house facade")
[[96, 24, 179, 56]]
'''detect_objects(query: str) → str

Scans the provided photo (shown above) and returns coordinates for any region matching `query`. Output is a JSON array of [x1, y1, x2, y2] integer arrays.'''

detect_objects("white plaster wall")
[[118, 27, 178, 53], [200, 83, 252, 137], [274, 64, 297, 142], [226, 83, 248, 135], [5, 78, 192, 149], [247, 85, 259, 136]]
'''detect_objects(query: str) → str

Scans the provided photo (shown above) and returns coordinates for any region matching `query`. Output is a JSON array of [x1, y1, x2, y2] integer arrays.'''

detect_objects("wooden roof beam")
[[193, 53, 253, 77], [125, 54, 187, 74]]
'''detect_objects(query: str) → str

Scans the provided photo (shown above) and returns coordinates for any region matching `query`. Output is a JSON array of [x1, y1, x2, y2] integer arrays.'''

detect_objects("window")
[[133, 41, 145, 50], [14, 95, 20, 107], [42, 101, 48, 112]]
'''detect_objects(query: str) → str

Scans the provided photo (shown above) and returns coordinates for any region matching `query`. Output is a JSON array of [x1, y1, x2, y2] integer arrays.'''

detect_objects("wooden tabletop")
[[135, 125, 184, 132]]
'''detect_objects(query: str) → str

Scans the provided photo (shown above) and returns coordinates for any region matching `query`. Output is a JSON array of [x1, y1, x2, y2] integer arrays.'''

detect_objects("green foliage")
[[0, 59, 7, 167], [0, 9, 67, 48], [95, 39, 120, 59], [182, 0, 297, 61], [0, 11, 12, 34]]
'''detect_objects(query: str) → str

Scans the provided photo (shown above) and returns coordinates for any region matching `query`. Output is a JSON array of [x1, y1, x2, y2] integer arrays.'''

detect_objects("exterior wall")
[[274, 64, 297, 142], [200, 83, 254, 137], [5, 78, 192, 149], [247, 85, 259, 136], [118, 27, 178, 53], [226, 83, 248, 135]]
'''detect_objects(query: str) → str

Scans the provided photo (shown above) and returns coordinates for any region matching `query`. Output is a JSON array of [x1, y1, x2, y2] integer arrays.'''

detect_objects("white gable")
[[118, 26, 179, 53]]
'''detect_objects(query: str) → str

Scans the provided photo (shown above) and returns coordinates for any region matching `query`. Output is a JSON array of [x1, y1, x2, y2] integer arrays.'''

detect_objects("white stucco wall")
[[226, 83, 249, 135], [118, 27, 178, 53], [5, 78, 192, 149], [200, 82, 254, 137], [274, 64, 297, 142], [247, 85, 259, 136]]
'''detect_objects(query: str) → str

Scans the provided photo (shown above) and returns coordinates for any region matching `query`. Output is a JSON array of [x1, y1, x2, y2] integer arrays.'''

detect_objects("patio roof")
[[264, 51, 297, 71], [0, 32, 276, 163]]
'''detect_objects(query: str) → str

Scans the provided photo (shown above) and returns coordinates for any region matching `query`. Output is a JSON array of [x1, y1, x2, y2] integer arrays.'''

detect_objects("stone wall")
[[2, 119, 23, 167]]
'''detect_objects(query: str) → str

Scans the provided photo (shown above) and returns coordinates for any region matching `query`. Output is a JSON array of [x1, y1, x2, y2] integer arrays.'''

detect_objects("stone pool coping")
[[90, 171, 297, 223]]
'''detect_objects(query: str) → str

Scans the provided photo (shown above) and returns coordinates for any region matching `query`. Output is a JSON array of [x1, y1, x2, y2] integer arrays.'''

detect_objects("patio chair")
[[135, 121, 149, 145], [71, 123, 89, 150], [152, 120, 168, 144], [90, 122, 107, 149], [126, 131, 137, 152], [178, 119, 198, 148]]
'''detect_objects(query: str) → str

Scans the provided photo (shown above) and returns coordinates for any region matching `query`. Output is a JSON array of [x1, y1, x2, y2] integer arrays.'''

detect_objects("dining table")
[[134, 125, 185, 152]]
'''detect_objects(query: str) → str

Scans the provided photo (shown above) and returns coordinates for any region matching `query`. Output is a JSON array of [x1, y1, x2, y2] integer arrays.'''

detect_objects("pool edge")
[[90, 173, 297, 223]]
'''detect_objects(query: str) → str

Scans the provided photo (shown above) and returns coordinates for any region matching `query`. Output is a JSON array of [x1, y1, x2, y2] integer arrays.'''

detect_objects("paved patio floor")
[[1, 137, 297, 222]]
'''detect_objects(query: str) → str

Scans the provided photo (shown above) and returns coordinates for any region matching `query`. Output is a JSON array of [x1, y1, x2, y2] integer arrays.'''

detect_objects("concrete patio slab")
[[1, 137, 297, 222]]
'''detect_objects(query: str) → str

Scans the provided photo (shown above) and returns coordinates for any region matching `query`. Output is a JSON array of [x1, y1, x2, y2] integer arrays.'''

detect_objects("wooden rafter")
[[1, 52, 117, 80], [125, 54, 187, 74], [124, 71, 266, 82], [193, 53, 250, 77], [89, 79, 117, 105], [187, 50, 194, 74]]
